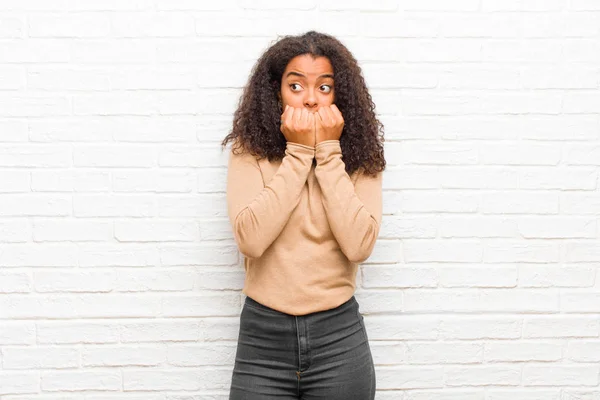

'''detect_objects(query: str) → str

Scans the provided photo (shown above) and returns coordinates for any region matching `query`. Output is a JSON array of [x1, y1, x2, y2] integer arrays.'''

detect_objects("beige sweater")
[[226, 139, 382, 315]]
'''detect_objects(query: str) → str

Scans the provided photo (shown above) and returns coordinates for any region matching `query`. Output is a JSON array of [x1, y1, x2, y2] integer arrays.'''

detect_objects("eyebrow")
[[285, 71, 334, 79]]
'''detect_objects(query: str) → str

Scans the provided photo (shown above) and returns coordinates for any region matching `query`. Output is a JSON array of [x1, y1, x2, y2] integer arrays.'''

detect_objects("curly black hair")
[[221, 30, 386, 177]]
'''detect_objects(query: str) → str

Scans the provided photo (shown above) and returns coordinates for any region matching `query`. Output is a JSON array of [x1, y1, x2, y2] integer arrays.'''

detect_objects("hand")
[[280, 105, 316, 148], [315, 104, 344, 145]]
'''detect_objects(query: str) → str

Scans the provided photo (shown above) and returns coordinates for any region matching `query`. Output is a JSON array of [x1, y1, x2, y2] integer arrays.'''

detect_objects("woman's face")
[[278, 54, 335, 113]]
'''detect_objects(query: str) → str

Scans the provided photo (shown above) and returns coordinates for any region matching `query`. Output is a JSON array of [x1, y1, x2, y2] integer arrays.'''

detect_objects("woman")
[[221, 31, 386, 400]]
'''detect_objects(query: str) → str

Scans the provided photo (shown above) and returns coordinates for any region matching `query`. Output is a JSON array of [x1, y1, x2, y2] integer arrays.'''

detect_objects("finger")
[[315, 108, 324, 125], [283, 105, 294, 126], [280, 104, 289, 123], [323, 105, 336, 125], [297, 108, 304, 129], [292, 107, 302, 125], [330, 104, 344, 123], [315, 112, 323, 132], [308, 112, 316, 133], [302, 108, 310, 129], [316, 107, 326, 122], [318, 107, 332, 126], [301, 108, 309, 126]]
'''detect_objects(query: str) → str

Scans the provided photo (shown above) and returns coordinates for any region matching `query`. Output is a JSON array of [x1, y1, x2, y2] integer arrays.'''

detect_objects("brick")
[[403, 240, 483, 262], [112, 12, 195, 38], [0, 145, 71, 167], [115, 268, 196, 292], [0, 322, 35, 345], [407, 342, 483, 364], [3, 346, 79, 369], [481, 191, 559, 214], [113, 171, 195, 193], [0, 271, 31, 293], [158, 145, 228, 168], [0, 244, 77, 267], [401, 192, 478, 213], [487, 390, 560, 400], [519, 167, 597, 190], [365, 315, 439, 340], [440, 317, 522, 339], [161, 293, 241, 317], [0, 170, 31, 193], [71, 40, 156, 64], [377, 366, 444, 389], [403, 289, 559, 313], [484, 241, 559, 262], [28, 13, 109, 37], [361, 265, 437, 289], [406, 391, 483, 400], [37, 321, 119, 344], [123, 368, 230, 391], [517, 217, 596, 239], [42, 371, 121, 391], [28, 68, 110, 91], [523, 316, 600, 338], [31, 170, 110, 192], [567, 340, 600, 362], [0, 40, 69, 63], [74, 145, 157, 167], [167, 343, 236, 366], [0, 372, 39, 395], [82, 345, 166, 367], [446, 365, 521, 386], [0, 219, 30, 242], [437, 266, 517, 288], [120, 320, 201, 343], [480, 142, 561, 165], [115, 220, 198, 242], [519, 266, 596, 288], [484, 341, 562, 362], [523, 364, 599, 386], [33, 219, 113, 242], [0, 15, 24, 38], [33, 269, 114, 293], [438, 217, 517, 238], [0, 65, 25, 89], [0, 120, 27, 142], [370, 341, 407, 365]]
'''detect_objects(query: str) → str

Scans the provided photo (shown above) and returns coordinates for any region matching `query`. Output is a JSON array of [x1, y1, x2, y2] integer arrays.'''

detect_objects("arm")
[[226, 142, 315, 259], [314, 140, 383, 264]]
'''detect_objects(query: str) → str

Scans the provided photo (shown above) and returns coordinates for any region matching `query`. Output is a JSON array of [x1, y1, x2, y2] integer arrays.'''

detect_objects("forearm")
[[314, 140, 382, 263], [228, 142, 315, 258]]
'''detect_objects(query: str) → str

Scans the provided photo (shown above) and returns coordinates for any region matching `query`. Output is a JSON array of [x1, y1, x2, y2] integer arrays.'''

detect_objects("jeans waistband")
[[244, 295, 357, 317]]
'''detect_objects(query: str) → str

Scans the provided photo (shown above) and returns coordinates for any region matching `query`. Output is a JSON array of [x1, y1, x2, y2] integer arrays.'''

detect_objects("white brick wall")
[[0, 0, 599, 398]]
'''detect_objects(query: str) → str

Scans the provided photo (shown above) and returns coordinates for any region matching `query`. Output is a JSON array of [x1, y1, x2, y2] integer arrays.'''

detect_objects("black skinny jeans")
[[229, 295, 376, 399]]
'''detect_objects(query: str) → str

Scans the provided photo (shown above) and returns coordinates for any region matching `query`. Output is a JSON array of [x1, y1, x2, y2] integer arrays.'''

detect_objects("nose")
[[304, 88, 317, 110]]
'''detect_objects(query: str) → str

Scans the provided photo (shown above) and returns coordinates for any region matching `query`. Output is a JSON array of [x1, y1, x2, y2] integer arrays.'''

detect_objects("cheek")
[[280, 90, 302, 108], [321, 91, 334, 106]]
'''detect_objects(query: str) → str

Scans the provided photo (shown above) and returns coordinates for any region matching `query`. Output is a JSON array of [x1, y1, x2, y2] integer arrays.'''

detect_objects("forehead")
[[283, 54, 333, 77]]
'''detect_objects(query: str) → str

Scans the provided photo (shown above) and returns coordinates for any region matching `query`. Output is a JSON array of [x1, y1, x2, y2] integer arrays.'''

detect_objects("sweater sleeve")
[[314, 140, 382, 264], [226, 142, 315, 259]]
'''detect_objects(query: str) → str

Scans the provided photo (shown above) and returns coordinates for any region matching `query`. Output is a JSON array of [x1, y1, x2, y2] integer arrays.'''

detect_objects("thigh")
[[229, 300, 299, 400], [300, 299, 376, 400]]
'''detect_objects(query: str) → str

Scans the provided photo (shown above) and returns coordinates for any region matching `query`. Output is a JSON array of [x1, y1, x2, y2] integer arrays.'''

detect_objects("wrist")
[[286, 141, 316, 151], [316, 139, 340, 147]]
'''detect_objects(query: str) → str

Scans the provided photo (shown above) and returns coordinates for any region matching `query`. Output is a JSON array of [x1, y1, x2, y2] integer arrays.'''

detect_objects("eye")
[[320, 84, 332, 93], [289, 83, 302, 91]]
